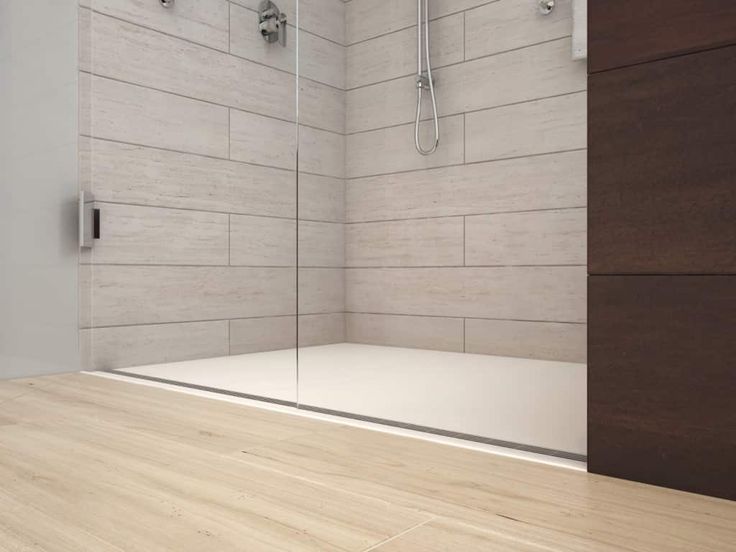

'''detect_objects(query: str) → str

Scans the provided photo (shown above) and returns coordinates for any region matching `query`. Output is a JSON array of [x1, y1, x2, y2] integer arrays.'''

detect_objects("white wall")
[[0, 0, 81, 379]]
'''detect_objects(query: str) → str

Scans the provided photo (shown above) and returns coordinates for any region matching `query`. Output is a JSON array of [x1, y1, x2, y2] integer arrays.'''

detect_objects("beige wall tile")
[[82, 203, 229, 266], [345, 74, 415, 134], [230, 109, 297, 170], [230, 316, 296, 354], [298, 30, 346, 89], [345, 35, 585, 134], [346, 218, 463, 267], [346, 0, 488, 44], [465, 92, 586, 163], [299, 268, 345, 314], [346, 150, 586, 222], [87, 266, 295, 327], [81, 321, 229, 370], [299, 79, 345, 135], [346, 313, 464, 352], [299, 221, 345, 267], [299, 0, 346, 44], [346, 267, 586, 322], [440, 38, 587, 115], [81, 138, 295, 218], [465, 318, 586, 363], [465, 0, 573, 60], [78, 7, 91, 72], [298, 174, 345, 223], [230, 215, 296, 267], [299, 125, 345, 179], [86, 74, 229, 157], [91, 0, 229, 51], [346, 14, 463, 89], [346, 115, 463, 178], [299, 313, 346, 347], [465, 208, 587, 266], [89, 12, 296, 124]]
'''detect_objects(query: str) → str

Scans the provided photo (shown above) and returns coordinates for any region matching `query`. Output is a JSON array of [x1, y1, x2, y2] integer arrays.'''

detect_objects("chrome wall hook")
[[539, 0, 555, 15]]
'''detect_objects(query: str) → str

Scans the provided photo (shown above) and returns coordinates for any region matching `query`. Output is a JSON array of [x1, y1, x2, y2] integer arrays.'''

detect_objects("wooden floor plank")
[[233, 420, 736, 551], [0, 373, 734, 552], [368, 518, 552, 552]]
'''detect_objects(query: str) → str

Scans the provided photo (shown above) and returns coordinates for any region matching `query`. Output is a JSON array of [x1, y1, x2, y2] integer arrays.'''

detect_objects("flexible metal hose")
[[414, 0, 439, 155]]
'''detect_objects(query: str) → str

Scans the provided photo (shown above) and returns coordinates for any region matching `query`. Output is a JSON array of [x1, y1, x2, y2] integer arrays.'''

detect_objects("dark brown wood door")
[[588, 276, 736, 500], [589, 0, 736, 72], [589, 46, 736, 275]]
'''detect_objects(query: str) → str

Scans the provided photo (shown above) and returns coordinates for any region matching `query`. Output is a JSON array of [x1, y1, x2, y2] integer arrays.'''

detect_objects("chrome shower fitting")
[[258, 0, 287, 46], [414, 0, 439, 155], [539, 0, 555, 15], [159, 0, 175, 8]]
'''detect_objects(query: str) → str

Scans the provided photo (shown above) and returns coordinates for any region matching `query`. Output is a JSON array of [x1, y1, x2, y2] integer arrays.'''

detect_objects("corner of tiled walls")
[[342, 0, 588, 363], [78, 0, 347, 370]]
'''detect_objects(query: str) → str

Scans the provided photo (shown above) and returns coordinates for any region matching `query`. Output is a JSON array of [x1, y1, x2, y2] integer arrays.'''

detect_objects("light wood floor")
[[0, 374, 733, 551]]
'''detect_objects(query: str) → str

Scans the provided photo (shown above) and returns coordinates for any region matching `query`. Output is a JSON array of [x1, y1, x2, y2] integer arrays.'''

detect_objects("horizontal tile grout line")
[[85, 7, 346, 93], [79, 135, 341, 180], [345, 206, 587, 224], [81, 264, 347, 268], [81, 312, 585, 331], [344, 147, 587, 181], [345, 90, 587, 136], [80, 71, 343, 137], [344, 0, 502, 47], [81, 263, 584, 269], [344, 265, 586, 269], [346, 34, 574, 92], [345, 313, 586, 325], [80, 138, 586, 184], [88, 200, 585, 225], [90, 200, 343, 224], [81, 313, 347, 331]]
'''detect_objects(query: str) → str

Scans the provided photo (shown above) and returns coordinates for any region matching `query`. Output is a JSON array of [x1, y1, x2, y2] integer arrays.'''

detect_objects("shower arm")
[[414, 0, 440, 156]]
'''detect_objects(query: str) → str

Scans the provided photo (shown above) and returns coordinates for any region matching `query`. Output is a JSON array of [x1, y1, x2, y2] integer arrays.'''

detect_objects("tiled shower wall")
[[79, 0, 347, 369], [79, 0, 586, 369], [343, 0, 587, 362]]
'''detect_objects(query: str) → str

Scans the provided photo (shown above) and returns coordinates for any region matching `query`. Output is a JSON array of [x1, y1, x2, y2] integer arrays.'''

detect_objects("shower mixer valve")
[[258, 1, 287, 46]]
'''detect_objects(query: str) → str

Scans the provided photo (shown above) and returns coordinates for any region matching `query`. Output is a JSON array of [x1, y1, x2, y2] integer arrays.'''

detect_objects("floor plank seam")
[[360, 516, 437, 552], [234, 448, 429, 514]]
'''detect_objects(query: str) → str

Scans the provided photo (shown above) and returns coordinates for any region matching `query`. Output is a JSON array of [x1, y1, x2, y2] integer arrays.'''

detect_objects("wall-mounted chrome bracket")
[[258, 0, 287, 46], [416, 73, 435, 91], [539, 0, 555, 14], [79, 191, 100, 249], [159, 0, 175, 8]]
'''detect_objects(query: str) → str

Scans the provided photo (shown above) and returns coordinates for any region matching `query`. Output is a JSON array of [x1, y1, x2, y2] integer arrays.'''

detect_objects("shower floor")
[[116, 343, 586, 458]]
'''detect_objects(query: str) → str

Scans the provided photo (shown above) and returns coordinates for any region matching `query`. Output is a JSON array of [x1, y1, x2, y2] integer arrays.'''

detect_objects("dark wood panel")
[[588, 276, 736, 501], [589, 0, 736, 73], [589, 46, 736, 274]]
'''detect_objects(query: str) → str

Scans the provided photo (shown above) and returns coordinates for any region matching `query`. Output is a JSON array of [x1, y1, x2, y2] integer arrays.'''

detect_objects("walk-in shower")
[[1, 0, 588, 461]]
